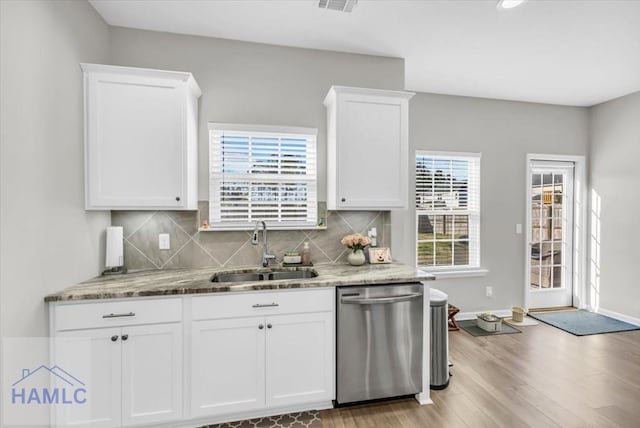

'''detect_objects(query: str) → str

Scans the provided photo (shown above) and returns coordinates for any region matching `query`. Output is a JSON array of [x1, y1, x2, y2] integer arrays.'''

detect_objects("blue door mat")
[[528, 309, 640, 336], [458, 319, 521, 336]]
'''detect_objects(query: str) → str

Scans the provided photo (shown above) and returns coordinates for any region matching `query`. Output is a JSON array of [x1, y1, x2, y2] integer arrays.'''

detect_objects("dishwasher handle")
[[341, 293, 422, 305]]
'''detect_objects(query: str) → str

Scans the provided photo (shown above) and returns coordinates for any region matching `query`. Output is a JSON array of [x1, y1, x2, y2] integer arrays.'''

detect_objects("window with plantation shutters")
[[209, 124, 318, 229], [416, 152, 481, 269]]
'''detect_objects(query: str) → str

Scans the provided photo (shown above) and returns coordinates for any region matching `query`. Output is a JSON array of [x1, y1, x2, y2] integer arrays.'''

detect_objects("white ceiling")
[[89, 0, 640, 106]]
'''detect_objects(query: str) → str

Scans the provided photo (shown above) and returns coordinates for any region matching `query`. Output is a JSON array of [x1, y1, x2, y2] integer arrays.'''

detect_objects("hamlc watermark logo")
[[11, 365, 87, 405]]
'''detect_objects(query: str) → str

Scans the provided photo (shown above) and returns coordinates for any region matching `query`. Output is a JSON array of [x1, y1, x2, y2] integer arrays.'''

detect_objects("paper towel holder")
[[103, 226, 128, 275]]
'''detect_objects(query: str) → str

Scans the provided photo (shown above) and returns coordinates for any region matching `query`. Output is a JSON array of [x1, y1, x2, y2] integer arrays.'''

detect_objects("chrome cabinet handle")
[[258, 324, 264, 330], [121, 334, 129, 341], [341, 293, 422, 305], [252, 303, 279, 308], [102, 312, 135, 319], [111, 335, 119, 342]]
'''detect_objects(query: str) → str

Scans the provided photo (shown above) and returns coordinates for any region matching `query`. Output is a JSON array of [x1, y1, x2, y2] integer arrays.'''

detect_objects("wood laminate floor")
[[321, 321, 640, 428]]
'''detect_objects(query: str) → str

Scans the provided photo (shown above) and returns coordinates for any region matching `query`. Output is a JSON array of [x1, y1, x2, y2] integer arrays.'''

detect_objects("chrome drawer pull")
[[252, 303, 279, 308], [102, 312, 136, 319]]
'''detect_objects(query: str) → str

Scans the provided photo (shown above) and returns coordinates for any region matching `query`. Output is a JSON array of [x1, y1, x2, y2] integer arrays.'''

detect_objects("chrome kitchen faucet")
[[252, 220, 276, 267]]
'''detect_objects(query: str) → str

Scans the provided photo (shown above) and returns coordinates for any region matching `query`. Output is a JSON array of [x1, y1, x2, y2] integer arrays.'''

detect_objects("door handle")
[[252, 303, 279, 308], [341, 293, 422, 305], [121, 334, 129, 341]]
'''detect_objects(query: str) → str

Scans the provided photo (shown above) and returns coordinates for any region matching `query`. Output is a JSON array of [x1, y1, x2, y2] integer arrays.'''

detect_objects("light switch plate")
[[159, 233, 170, 250], [516, 224, 523, 234]]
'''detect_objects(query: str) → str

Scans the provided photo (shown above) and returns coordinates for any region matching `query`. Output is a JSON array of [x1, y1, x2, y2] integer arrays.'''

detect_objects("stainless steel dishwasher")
[[336, 283, 423, 405]]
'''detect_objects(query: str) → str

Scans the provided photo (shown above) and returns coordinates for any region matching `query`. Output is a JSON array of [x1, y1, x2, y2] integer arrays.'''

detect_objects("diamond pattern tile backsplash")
[[111, 203, 391, 271]]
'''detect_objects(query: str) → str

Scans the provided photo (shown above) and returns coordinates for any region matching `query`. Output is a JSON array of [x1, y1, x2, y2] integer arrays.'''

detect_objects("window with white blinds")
[[416, 151, 481, 269], [209, 124, 318, 230]]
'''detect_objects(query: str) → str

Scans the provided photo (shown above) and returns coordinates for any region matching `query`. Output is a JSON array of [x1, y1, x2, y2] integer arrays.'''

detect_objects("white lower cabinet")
[[55, 328, 122, 428], [265, 312, 333, 407], [54, 323, 182, 427], [121, 324, 183, 426], [51, 289, 335, 427], [51, 299, 183, 428], [191, 289, 335, 420], [191, 317, 266, 417]]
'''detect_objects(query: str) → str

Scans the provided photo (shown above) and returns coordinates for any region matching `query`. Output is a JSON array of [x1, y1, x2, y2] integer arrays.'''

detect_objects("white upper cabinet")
[[324, 86, 414, 210], [82, 63, 201, 210]]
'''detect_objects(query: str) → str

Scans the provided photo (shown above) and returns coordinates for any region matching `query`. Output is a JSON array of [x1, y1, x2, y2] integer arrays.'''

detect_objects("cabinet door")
[[338, 95, 407, 209], [191, 318, 266, 417], [54, 329, 122, 428], [86, 72, 186, 209], [121, 323, 183, 426], [265, 312, 334, 407]]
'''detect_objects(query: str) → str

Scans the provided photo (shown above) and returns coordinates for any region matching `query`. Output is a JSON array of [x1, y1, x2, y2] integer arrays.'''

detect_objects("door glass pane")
[[552, 265, 563, 288], [530, 263, 541, 289], [530, 170, 569, 292]]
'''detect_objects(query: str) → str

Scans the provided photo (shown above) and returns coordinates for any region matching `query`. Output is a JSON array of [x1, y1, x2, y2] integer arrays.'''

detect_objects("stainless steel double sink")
[[211, 269, 318, 283]]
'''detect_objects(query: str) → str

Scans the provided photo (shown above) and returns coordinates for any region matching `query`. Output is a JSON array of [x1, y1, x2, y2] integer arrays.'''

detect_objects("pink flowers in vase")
[[340, 233, 372, 253]]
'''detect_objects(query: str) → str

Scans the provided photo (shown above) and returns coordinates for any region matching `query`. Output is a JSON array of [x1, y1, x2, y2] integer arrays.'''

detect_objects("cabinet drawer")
[[54, 298, 182, 331], [192, 289, 334, 320]]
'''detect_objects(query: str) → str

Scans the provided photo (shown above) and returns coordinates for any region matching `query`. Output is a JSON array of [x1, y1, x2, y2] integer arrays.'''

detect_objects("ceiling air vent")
[[318, 0, 359, 13]]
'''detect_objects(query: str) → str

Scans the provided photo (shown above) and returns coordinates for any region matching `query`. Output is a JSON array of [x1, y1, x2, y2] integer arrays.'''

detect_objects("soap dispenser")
[[301, 242, 312, 266]]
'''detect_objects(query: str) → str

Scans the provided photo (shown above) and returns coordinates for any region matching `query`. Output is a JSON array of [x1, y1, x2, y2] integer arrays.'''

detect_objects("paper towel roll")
[[105, 226, 124, 268]]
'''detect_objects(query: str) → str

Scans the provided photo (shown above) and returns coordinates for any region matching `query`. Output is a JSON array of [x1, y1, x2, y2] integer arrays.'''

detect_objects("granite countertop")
[[44, 263, 435, 302]]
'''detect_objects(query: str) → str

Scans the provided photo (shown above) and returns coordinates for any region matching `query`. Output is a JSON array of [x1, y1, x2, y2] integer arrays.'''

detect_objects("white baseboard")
[[595, 308, 640, 326], [456, 309, 512, 321]]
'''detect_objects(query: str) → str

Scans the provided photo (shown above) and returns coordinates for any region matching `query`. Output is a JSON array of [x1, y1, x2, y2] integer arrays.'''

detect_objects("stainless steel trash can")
[[430, 288, 450, 390]]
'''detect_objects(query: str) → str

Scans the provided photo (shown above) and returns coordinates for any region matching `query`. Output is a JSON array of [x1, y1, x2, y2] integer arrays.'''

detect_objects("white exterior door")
[[121, 323, 183, 426], [191, 318, 266, 417], [54, 329, 122, 428], [527, 160, 575, 309], [265, 312, 334, 407]]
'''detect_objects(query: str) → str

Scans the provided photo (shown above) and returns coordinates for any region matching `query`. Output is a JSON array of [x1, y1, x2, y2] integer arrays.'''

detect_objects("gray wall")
[[589, 91, 640, 320], [0, 0, 111, 338], [108, 27, 405, 201], [392, 93, 589, 314]]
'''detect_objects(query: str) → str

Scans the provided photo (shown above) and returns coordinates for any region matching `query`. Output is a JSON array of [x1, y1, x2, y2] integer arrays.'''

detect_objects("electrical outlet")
[[159, 233, 170, 250], [486, 286, 493, 297]]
